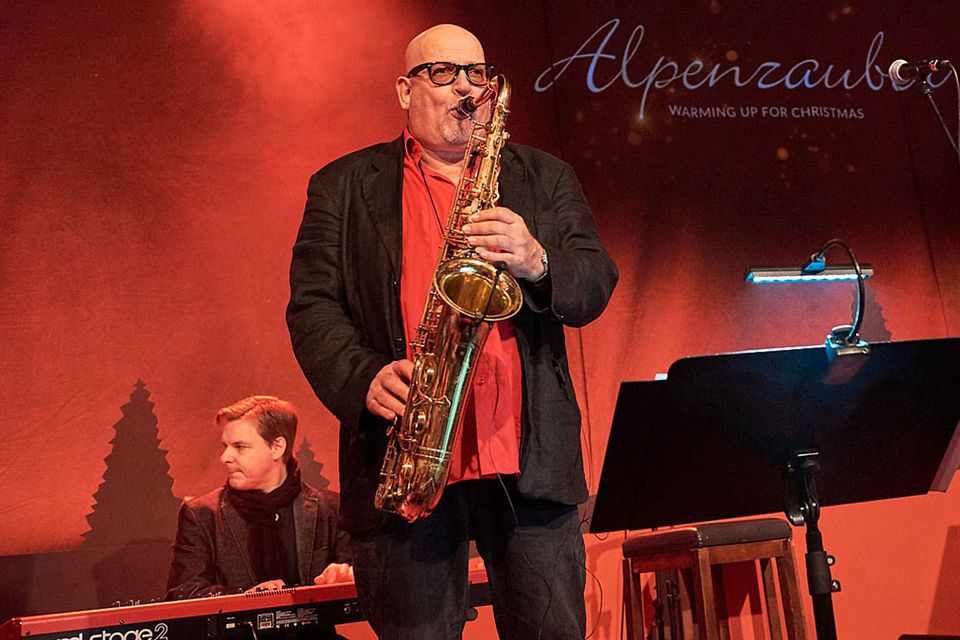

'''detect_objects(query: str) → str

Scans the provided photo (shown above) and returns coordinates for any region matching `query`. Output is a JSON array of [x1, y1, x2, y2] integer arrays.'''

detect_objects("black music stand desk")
[[591, 338, 960, 639]]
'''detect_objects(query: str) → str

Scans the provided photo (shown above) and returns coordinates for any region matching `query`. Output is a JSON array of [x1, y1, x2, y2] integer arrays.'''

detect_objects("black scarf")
[[226, 458, 302, 583]]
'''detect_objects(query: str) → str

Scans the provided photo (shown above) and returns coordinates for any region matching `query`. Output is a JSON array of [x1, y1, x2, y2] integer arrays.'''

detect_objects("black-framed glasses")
[[406, 61, 495, 87]]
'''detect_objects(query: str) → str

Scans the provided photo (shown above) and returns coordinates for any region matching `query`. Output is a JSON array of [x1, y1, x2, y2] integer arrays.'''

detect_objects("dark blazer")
[[165, 483, 350, 599], [286, 137, 618, 532]]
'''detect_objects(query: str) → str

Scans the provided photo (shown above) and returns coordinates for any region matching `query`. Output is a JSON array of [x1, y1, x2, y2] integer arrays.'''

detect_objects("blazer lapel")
[[220, 495, 258, 585], [361, 137, 404, 281], [498, 146, 533, 233], [295, 492, 318, 584]]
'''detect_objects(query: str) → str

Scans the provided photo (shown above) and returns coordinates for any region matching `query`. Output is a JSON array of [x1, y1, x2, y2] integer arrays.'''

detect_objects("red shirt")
[[399, 130, 522, 483]]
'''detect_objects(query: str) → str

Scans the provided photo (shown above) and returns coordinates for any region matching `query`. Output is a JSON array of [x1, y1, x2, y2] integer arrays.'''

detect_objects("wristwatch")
[[531, 249, 549, 283]]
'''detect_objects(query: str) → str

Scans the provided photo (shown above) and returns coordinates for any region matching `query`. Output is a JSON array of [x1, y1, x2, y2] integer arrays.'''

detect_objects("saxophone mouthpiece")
[[456, 96, 478, 117], [455, 81, 497, 117]]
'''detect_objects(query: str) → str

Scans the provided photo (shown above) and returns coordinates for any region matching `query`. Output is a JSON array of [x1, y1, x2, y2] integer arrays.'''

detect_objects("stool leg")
[[776, 541, 809, 640], [662, 569, 685, 640], [623, 559, 644, 640], [689, 551, 721, 640], [675, 569, 694, 640], [712, 564, 730, 640], [760, 557, 784, 640]]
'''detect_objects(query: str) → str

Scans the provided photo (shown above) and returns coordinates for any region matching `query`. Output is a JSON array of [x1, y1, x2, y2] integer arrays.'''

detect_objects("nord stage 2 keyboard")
[[0, 567, 491, 640]]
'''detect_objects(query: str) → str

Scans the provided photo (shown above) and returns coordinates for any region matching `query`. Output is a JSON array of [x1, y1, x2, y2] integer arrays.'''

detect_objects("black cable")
[[948, 61, 960, 169], [579, 513, 605, 639], [485, 416, 606, 640], [241, 621, 258, 640], [479, 262, 507, 322], [490, 470, 555, 640], [417, 159, 449, 235], [476, 497, 605, 640]]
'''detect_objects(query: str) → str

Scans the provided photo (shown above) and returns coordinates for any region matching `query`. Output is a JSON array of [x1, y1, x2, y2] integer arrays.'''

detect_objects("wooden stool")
[[622, 518, 807, 640]]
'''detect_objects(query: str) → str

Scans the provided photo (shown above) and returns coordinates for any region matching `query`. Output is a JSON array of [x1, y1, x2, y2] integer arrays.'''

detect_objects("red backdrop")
[[2, 1, 958, 638]]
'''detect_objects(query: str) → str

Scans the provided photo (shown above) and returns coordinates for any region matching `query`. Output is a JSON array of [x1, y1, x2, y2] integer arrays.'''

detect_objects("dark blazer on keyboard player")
[[165, 483, 350, 598]]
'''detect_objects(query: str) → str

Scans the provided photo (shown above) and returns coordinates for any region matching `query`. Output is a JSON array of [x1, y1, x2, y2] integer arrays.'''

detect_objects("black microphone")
[[888, 59, 951, 84]]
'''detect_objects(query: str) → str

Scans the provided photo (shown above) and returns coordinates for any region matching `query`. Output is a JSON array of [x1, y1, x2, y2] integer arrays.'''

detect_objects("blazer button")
[[394, 338, 405, 354]]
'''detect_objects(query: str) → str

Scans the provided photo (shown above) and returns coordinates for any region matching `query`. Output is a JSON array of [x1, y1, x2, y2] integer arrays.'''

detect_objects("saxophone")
[[375, 76, 522, 522]]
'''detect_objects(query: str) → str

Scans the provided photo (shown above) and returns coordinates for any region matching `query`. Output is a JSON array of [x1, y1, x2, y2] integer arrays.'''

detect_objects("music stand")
[[591, 338, 960, 640]]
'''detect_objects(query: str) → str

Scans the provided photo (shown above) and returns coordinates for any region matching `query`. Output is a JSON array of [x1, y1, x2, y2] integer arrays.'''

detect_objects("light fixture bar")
[[746, 265, 874, 284]]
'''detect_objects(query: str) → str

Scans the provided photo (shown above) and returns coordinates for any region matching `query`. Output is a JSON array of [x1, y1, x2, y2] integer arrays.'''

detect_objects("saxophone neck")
[[455, 76, 509, 117], [455, 94, 483, 117]]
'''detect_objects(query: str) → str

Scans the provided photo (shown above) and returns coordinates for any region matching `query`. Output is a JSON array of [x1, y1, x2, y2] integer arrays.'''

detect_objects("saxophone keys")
[[412, 408, 428, 434], [420, 364, 436, 388]]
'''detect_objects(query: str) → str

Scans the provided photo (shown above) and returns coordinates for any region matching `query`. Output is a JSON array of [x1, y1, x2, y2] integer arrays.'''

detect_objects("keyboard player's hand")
[[244, 579, 287, 594], [314, 562, 354, 585]]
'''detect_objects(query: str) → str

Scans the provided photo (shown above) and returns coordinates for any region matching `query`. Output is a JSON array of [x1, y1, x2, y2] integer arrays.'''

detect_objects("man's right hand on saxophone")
[[365, 206, 546, 425]]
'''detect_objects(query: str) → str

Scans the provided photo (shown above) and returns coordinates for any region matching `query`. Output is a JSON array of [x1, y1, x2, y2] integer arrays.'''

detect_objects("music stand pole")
[[787, 451, 840, 640]]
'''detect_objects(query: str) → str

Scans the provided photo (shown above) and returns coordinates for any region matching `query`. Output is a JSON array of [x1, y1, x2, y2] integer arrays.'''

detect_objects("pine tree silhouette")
[[297, 438, 331, 490], [83, 379, 181, 548]]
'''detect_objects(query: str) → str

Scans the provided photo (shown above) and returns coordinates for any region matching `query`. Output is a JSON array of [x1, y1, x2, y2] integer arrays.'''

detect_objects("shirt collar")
[[403, 128, 423, 164]]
